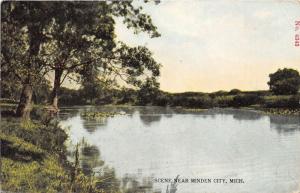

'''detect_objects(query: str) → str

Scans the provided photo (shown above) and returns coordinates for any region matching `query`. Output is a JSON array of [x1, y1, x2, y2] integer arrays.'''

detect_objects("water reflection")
[[138, 106, 175, 126], [69, 140, 121, 192], [232, 110, 263, 121], [121, 172, 158, 193], [80, 143, 104, 176], [198, 108, 264, 121], [270, 115, 300, 134], [59, 107, 80, 121], [81, 118, 108, 133], [60, 106, 300, 193], [73, 139, 163, 193], [140, 115, 162, 126]]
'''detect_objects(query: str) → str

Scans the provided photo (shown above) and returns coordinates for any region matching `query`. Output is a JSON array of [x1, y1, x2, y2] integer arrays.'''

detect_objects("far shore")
[[1, 101, 299, 116]]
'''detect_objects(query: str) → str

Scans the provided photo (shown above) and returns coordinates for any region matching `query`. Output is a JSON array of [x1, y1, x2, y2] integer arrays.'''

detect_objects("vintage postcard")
[[1, 1, 300, 193]]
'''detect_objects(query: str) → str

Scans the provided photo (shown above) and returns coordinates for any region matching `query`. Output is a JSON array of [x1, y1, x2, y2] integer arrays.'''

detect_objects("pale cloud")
[[254, 10, 273, 19], [115, 0, 300, 92]]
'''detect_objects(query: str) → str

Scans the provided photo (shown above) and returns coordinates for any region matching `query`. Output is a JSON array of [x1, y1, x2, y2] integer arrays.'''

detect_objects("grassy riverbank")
[[0, 111, 120, 193], [257, 108, 300, 116]]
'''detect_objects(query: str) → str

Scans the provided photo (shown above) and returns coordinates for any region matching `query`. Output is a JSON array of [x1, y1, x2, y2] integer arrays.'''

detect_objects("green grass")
[[0, 118, 70, 193], [1, 156, 70, 193], [0, 132, 44, 155], [0, 115, 120, 193]]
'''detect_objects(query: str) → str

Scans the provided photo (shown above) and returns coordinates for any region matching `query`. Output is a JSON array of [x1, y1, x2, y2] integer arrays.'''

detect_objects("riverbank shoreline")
[[0, 114, 120, 193], [1, 102, 300, 116], [182, 107, 300, 116]]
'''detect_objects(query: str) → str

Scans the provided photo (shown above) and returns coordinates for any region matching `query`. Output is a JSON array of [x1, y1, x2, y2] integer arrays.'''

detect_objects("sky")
[[115, 0, 300, 93]]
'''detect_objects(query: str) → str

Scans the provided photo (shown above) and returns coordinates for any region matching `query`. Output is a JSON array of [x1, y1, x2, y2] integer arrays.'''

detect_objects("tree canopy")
[[1, 1, 162, 118], [268, 68, 300, 95]]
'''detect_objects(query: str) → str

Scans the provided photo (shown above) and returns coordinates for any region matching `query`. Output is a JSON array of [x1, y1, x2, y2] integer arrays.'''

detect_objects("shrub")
[[264, 95, 300, 108], [215, 96, 234, 107], [268, 68, 300, 95], [230, 94, 263, 107], [228, 89, 241, 95]]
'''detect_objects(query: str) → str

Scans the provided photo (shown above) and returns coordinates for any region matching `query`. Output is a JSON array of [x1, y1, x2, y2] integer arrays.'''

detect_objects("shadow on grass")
[[1, 139, 44, 163]]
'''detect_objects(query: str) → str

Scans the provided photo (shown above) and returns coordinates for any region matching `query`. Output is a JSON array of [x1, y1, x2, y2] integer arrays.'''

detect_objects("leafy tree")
[[117, 88, 138, 104], [32, 79, 51, 104], [137, 77, 160, 105], [1, 1, 161, 117], [268, 68, 300, 95], [59, 87, 83, 106], [80, 79, 109, 105], [40, 1, 161, 110], [1, 68, 22, 101], [1, 2, 55, 118]]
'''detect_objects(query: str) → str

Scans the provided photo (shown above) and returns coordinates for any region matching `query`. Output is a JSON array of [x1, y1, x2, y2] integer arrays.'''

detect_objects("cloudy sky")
[[115, 0, 300, 92]]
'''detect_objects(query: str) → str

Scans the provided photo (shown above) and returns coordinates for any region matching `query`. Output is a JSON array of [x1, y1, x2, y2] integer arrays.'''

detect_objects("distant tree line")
[[2, 67, 300, 109], [52, 68, 300, 109]]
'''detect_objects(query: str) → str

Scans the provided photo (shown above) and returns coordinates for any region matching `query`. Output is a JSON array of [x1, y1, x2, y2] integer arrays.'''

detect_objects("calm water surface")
[[59, 106, 300, 193]]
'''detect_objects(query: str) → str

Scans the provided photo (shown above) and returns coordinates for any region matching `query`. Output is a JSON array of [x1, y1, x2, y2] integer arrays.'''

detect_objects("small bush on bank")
[[264, 95, 300, 108], [230, 94, 264, 107], [215, 96, 234, 107], [170, 95, 214, 108], [228, 89, 241, 95]]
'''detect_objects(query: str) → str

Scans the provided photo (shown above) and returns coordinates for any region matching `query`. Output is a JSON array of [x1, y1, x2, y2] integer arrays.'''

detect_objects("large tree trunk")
[[14, 26, 43, 119], [16, 83, 33, 119], [49, 68, 63, 111]]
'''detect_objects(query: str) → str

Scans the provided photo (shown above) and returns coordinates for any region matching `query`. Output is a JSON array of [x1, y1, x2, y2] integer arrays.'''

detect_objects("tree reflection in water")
[[80, 143, 104, 176], [81, 118, 108, 133], [75, 140, 165, 193], [121, 172, 162, 193], [138, 106, 174, 126], [71, 140, 120, 192], [270, 115, 300, 134], [58, 107, 80, 121]]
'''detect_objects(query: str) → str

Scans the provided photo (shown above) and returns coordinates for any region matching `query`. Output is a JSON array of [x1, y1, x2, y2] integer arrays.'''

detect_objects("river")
[[59, 106, 300, 193]]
